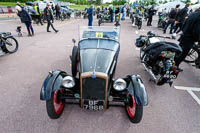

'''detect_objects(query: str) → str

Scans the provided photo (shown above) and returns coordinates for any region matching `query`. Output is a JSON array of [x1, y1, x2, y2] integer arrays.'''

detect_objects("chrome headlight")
[[113, 78, 127, 91], [62, 76, 75, 88]]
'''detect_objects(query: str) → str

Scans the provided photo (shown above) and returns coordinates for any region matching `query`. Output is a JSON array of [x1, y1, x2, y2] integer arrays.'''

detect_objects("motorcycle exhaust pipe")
[[142, 63, 157, 81]]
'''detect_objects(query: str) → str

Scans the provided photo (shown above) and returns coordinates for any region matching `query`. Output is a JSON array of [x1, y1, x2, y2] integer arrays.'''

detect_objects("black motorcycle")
[[135, 31, 182, 86], [0, 32, 18, 54], [157, 13, 167, 29], [114, 13, 120, 26], [132, 14, 142, 30]]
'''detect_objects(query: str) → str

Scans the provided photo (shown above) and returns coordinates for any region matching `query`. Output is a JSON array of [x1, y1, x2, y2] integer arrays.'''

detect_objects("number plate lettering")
[[83, 100, 104, 110]]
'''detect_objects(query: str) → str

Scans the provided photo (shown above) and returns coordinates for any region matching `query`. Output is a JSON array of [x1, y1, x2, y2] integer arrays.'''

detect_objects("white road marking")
[[187, 90, 200, 105], [174, 86, 200, 92], [174, 86, 200, 105]]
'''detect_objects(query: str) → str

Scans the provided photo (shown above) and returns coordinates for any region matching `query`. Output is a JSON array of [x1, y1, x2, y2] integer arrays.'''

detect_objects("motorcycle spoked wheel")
[[138, 21, 142, 29], [3, 37, 19, 54]]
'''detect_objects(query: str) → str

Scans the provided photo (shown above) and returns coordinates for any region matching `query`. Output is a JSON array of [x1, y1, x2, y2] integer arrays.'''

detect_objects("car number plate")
[[164, 71, 177, 79], [83, 100, 104, 110]]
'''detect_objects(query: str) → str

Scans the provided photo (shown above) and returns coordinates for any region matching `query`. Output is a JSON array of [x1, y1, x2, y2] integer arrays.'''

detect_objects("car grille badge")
[[92, 72, 96, 79]]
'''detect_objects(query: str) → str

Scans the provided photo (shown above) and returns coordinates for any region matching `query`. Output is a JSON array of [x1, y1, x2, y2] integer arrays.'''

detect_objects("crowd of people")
[[15, 2, 60, 36]]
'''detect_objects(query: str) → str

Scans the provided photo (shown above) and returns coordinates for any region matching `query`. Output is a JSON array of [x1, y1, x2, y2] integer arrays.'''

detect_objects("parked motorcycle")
[[157, 13, 167, 29], [0, 32, 18, 54], [115, 13, 120, 26], [74, 10, 81, 18], [132, 13, 143, 30], [135, 31, 182, 86]]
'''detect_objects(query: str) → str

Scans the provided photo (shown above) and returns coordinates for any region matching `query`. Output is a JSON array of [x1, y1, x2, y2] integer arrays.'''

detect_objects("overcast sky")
[[103, 0, 198, 3]]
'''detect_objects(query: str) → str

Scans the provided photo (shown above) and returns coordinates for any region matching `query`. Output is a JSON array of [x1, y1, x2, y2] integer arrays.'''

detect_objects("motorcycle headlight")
[[113, 78, 127, 91], [62, 76, 75, 88]]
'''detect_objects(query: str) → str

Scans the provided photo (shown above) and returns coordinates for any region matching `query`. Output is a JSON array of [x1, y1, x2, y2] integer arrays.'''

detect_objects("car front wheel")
[[125, 94, 143, 123], [46, 89, 65, 119]]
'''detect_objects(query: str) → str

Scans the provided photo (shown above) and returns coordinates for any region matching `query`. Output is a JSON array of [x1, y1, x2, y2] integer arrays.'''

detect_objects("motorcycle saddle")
[[145, 41, 182, 59]]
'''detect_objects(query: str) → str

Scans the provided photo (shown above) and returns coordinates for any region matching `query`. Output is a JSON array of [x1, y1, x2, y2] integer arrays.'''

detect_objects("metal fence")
[[0, 6, 15, 14]]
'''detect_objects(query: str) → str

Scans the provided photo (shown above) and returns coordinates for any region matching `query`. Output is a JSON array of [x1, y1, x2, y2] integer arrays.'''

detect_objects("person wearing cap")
[[44, 3, 58, 33], [16, 5, 34, 36], [87, 5, 93, 26]]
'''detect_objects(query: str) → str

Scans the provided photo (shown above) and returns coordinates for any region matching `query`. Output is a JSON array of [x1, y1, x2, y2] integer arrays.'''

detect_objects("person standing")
[[109, 6, 113, 23], [163, 6, 178, 34], [55, 3, 61, 20], [87, 5, 93, 26], [33, 3, 43, 25], [147, 5, 156, 26], [175, 10, 200, 67], [174, 3, 190, 34], [16, 5, 34, 36], [44, 3, 58, 33]]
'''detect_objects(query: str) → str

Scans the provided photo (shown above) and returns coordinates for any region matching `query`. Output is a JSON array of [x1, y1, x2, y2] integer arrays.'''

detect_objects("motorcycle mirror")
[[172, 33, 176, 40], [72, 39, 76, 44]]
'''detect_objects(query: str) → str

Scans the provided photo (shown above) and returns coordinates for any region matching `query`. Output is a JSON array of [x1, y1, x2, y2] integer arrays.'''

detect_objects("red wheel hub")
[[53, 90, 64, 114], [126, 94, 136, 118]]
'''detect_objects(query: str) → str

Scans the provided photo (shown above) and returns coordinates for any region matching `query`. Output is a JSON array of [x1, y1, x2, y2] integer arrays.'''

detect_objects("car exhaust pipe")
[[142, 63, 157, 81]]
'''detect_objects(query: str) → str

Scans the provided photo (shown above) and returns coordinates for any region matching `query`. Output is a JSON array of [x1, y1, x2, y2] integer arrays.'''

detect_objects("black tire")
[[125, 94, 143, 123], [184, 46, 199, 63], [132, 17, 134, 24], [98, 19, 101, 26], [138, 22, 142, 29], [46, 90, 65, 119], [72, 46, 78, 77], [4, 37, 18, 54]]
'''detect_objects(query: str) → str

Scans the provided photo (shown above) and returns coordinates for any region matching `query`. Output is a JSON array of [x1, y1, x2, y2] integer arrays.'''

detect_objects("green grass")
[[0, 2, 21, 7]]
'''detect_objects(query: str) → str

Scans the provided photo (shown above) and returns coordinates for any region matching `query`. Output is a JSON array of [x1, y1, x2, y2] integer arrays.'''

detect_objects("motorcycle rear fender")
[[127, 75, 148, 106], [40, 70, 67, 101]]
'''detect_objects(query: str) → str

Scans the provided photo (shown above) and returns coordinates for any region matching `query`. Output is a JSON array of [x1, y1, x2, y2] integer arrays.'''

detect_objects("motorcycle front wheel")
[[3, 37, 18, 54]]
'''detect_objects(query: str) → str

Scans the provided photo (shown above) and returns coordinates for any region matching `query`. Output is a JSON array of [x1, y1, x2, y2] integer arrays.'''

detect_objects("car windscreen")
[[80, 49, 115, 73], [79, 39, 119, 52]]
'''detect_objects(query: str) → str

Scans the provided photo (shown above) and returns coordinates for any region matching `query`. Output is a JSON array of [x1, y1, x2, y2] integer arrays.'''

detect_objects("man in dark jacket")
[[175, 10, 200, 67], [147, 5, 156, 26], [87, 5, 93, 26], [16, 5, 34, 36], [174, 3, 190, 33], [163, 5, 180, 34], [55, 3, 61, 20], [44, 3, 58, 33], [109, 6, 113, 22]]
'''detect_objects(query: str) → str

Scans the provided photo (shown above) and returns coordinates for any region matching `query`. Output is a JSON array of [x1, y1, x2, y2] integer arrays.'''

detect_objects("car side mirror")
[[72, 39, 76, 44]]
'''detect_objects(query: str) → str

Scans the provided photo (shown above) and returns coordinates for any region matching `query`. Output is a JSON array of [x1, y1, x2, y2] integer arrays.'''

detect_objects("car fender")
[[40, 70, 66, 101], [127, 75, 148, 106]]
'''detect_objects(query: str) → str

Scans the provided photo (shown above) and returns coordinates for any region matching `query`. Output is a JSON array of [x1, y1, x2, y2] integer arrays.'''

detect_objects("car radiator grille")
[[82, 77, 106, 100]]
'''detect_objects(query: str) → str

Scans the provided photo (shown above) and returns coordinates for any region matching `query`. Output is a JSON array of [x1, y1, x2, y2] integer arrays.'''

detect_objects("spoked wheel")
[[125, 94, 143, 123], [132, 18, 134, 24], [138, 22, 142, 30], [46, 89, 65, 119], [184, 47, 199, 63], [72, 46, 78, 77], [4, 37, 18, 54], [98, 19, 101, 26]]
